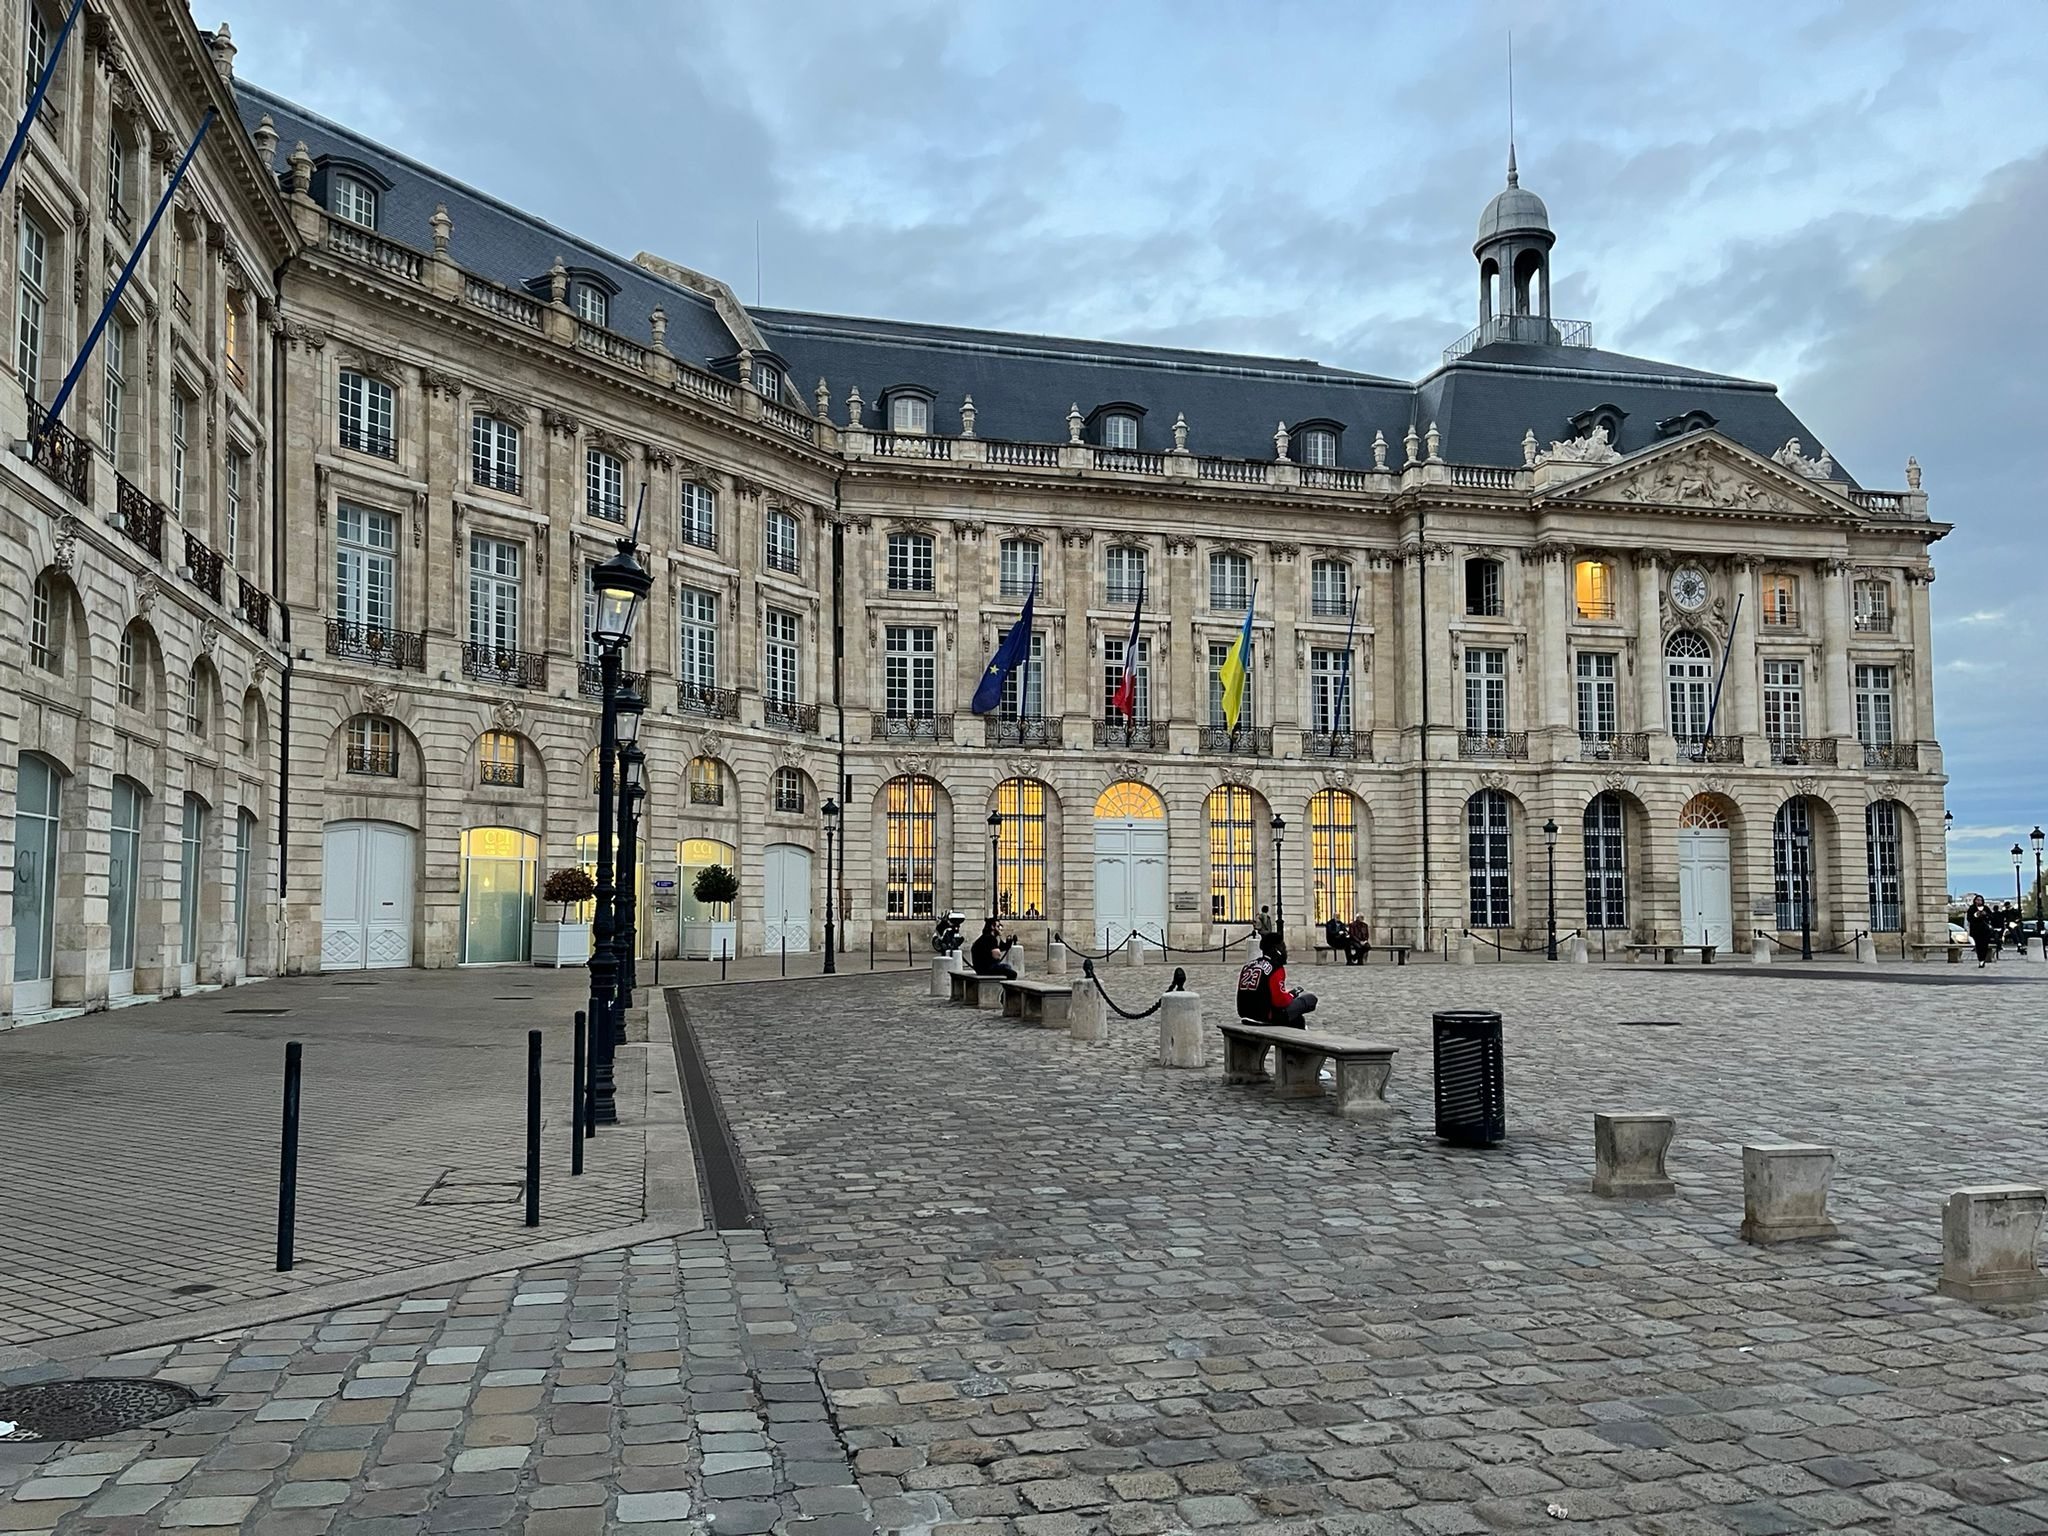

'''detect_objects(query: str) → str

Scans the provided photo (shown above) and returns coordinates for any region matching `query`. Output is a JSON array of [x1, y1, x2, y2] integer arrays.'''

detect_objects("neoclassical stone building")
[[1, 5, 1950, 1011]]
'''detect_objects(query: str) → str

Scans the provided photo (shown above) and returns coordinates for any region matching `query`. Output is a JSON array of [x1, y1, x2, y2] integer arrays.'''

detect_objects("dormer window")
[[332, 174, 377, 230], [889, 394, 929, 435], [1101, 412, 1139, 450], [753, 363, 781, 402], [1657, 409, 1719, 439], [1299, 427, 1338, 467], [573, 284, 608, 328]]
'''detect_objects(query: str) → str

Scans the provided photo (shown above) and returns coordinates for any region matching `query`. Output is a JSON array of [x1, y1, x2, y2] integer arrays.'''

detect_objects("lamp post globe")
[[1543, 816, 1559, 961], [821, 799, 839, 974], [591, 538, 652, 644]]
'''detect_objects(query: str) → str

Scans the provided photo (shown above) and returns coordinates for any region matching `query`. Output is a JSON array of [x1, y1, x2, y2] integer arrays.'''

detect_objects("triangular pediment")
[[1538, 433, 1864, 520]]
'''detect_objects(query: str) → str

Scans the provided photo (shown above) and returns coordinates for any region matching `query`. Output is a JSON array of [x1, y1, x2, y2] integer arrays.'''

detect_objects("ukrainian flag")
[[1219, 595, 1255, 731]]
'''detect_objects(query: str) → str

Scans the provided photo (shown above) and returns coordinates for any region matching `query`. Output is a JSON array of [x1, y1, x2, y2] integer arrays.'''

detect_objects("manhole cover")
[[0, 1379, 200, 1442]]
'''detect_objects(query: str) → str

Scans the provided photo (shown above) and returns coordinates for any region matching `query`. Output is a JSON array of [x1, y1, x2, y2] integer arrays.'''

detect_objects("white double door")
[[321, 821, 415, 969], [762, 843, 812, 954], [1094, 820, 1168, 950], [1677, 828, 1733, 949]]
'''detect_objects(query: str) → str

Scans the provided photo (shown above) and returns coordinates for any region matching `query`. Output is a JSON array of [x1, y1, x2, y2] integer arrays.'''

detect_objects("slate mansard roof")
[[236, 82, 1851, 482]]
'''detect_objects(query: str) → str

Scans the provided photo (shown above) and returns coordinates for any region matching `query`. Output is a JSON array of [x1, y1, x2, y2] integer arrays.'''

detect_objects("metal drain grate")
[[0, 1379, 200, 1442], [1616, 1020, 1684, 1028], [224, 1008, 291, 1016]]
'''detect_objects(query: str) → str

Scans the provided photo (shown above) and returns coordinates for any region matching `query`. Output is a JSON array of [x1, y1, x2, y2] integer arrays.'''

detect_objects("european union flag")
[[970, 579, 1036, 715]]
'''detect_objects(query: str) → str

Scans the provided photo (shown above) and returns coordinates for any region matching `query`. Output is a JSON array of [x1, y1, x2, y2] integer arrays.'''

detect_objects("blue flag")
[[971, 579, 1036, 715]]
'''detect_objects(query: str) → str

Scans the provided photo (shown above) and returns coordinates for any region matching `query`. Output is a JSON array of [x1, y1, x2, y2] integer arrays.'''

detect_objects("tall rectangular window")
[[23, 1, 50, 100], [1761, 571, 1799, 627], [467, 535, 522, 653], [1206, 785, 1256, 922], [107, 127, 129, 220], [335, 503, 396, 632], [585, 447, 625, 522], [765, 507, 799, 573], [678, 587, 718, 689], [999, 538, 1041, 598], [1463, 647, 1507, 735], [1574, 559, 1614, 620], [170, 389, 189, 518], [884, 776, 937, 918], [1208, 551, 1250, 612], [1102, 635, 1149, 719], [885, 625, 936, 717], [1208, 640, 1252, 728], [1310, 559, 1349, 617], [999, 633, 1045, 718], [28, 573, 53, 670], [1575, 652, 1617, 738], [1105, 546, 1146, 604], [1855, 664, 1895, 746], [679, 481, 716, 548], [225, 449, 246, 565], [887, 532, 934, 592], [102, 317, 125, 453], [1310, 648, 1352, 732], [337, 369, 394, 456], [1583, 793, 1627, 930], [1853, 578, 1893, 632], [1465, 558, 1503, 617], [16, 213, 47, 393], [763, 608, 799, 704], [1762, 659, 1805, 743], [471, 415, 520, 493]]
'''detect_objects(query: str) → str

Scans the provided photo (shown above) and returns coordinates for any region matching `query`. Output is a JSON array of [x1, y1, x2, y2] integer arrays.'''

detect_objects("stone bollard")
[[1046, 939, 1068, 978], [930, 953, 958, 999], [1068, 978, 1108, 1044], [1128, 937, 1151, 968], [1742, 1143, 1839, 1243], [1455, 931, 1476, 966], [1156, 989, 1204, 1068], [1750, 933, 1772, 965], [1592, 1112, 1676, 1198], [1566, 932, 1588, 965], [1939, 1186, 2048, 1303], [1856, 932, 1878, 966]]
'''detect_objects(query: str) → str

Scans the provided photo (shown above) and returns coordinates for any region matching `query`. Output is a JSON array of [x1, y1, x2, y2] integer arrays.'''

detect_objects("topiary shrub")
[[542, 866, 596, 920], [692, 863, 738, 916]]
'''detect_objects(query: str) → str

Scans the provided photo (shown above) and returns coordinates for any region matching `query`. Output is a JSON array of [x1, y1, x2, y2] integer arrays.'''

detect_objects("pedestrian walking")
[[1966, 895, 1998, 968], [1254, 905, 1276, 939]]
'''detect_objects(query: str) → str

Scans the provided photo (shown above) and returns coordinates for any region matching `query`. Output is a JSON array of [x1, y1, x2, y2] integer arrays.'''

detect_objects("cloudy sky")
[[221, 0, 2048, 893]]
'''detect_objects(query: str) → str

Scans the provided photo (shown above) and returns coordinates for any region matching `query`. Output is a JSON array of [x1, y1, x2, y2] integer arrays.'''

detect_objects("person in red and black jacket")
[[1236, 933, 1317, 1029]]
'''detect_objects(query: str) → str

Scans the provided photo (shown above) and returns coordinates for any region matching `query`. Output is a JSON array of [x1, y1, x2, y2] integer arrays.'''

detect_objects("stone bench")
[[1312, 942, 1409, 966], [947, 968, 1007, 1010], [1908, 941, 1963, 964], [1623, 942, 1716, 965], [999, 977, 1072, 1026], [1218, 1022, 1398, 1118]]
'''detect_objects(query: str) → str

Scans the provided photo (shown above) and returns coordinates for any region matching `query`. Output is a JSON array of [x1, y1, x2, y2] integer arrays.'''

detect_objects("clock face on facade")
[[1670, 566, 1710, 613]]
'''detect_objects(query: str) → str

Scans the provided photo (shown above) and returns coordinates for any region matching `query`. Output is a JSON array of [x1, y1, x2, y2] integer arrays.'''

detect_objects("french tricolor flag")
[[1111, 580, 1144, 720]]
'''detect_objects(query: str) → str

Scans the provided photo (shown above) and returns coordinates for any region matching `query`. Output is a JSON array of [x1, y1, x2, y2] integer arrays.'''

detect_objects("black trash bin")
[[1433, 1008, 1505, 1146]]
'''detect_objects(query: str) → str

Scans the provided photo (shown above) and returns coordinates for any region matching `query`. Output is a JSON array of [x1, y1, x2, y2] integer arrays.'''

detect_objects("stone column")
[[1818, 559, 1852, 742], [1905, 572, 1936, 745], [1536, 548, 1569, 745], [1633, 554, 1664, 750], [1723, 559, 1758, 743]]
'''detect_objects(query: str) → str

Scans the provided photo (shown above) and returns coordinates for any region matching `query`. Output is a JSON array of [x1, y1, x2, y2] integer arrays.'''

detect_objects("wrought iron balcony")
[[1104, 580, 1146, 606], [578, 661, 648, 700], [689, 781, 725, 806], [766, 547, 799, 575], [1574, 598, 1617, 620], [1676, 734, 1743, 765], [678, 681, 739, 719], [479, 759, 524, 788], [1201, 725, 1273, 757], [764, 698, 819, 734], [183, 531, 224, 602], [346, 743, 397, 777], [680, 521, 717, 551], [586, 494, 625, 524], [339, 422, 395, 459], [328, 618, 425, 671], [1579, 731, 1650, 763], [25, 396, 89, 500], [1094, 718, 1163, 750], [237, 578, 271, 637], [462, 642, 546, 690], [1444, 312, 1593, 363], [871, 711, 953, 742], [1761, 606, 1800, 629], [1304, 729, 1368, 760], [1863, 741, 1918, 771], [115, 474, 165, 559], [1853, 611, 1894, 633], [1309, 594, 1352, 618], [473, 463, 521, 495], [1770, 736, 1838, 766], [984, 715, 1062, 748], [1459, 731, 1529, 761]]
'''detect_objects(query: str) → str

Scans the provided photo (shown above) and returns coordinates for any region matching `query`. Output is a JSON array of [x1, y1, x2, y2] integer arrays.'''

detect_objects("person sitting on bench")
[[1236, 933, 1317, 1029], [1323, 914, 1348, 958], [1346, 914, 1371, 965], [970, 917, 1017, 979]]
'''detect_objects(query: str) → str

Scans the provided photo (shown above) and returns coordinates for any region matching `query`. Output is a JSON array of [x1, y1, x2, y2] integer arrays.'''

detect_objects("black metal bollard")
[[571, 1011, 586, 1176], [869, 932, 875, 971], [654, 946, 661, 986], [525, 1030, 542, 1228], [781, 935, 787, 977], [276, 1041, 302, 1272], [720, 941, 728, 983]]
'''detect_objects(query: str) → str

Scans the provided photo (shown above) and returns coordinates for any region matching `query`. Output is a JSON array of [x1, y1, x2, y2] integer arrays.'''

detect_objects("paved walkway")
[[0, 971, 650, 1349]]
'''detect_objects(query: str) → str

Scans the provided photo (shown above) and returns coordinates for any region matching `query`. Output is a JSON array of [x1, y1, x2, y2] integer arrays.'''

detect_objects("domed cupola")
[[1473, 146, 1556, 344]]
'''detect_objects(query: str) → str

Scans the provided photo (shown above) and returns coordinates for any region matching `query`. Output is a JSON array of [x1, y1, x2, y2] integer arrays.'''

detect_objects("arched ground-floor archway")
[[321, 819, 417, 970], [1677, 792, 1739, 948], [1093, 780, 1167, 949]]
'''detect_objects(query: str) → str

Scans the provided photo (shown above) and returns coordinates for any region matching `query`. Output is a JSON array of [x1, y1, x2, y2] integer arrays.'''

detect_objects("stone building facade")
[[0, 5, 1950, 1014]]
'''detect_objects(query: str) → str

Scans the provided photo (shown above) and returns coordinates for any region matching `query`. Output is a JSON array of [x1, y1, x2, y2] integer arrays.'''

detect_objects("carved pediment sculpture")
[[1604, 448, 1793, 513], [1772, 438, 1835, 480], [1535, 424, 1621, 466]]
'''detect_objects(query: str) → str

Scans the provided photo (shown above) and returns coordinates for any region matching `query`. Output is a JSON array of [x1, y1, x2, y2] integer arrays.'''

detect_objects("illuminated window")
[[1468, 789, 1511, 928], [688, 757, 723, 807], [1573, 559, 1614, 619], [1205, 784, 1255, 922], [1761, 570, 1799, 627], [1093, 781, 1164, 820], [479, 729, 522, 787], [994, 779, 1046, 921], [1309, 789, 1356, 925], [884, 774, 938, 919]]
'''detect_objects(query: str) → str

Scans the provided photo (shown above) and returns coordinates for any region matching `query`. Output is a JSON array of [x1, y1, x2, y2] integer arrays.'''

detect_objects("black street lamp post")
[[584, 538, 650, 1126], [2015, 843, 2027, 950], [2031, 826, 2044, 933], [1797, 829, 1813, 961], [1271, 815, 1287, 935], [614, 734, 645, 1020], [1543, 816, 1559, 961], [987, 810, 1002, 916], [822, 799, 839, 974]]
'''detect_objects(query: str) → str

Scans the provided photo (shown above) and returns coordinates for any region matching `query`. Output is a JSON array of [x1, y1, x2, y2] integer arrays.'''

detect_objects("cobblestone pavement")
[[0, 1231, 875, 1536], [0, 970, 642, 1348], [672, 961, 2048, 1536]]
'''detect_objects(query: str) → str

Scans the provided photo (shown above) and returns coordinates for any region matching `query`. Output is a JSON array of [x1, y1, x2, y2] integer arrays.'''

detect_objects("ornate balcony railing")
[[984, 715, 1062, 748], [224, 353, 247, 393], [761, 401, 815, 443], [680, 521, 717, 552], [677, 366, 738, 409], [1309, 594, 1352, 617], [1578, 732, 1650, 763], [114, 475, 165, 560], [1304, 729, 1368, 760], [1574, 598, 1617, 620], [578, 661, 648, 700], [1201, 725, 1273, 757], [1302, 465, 1374, 492], [346, 743, 397, 777], [172, 281, 193, 322], [1459, 731, 1529, 761], [473, 463, 521, 495], [462, 642, 546, 689], [575, 322, 646, 370], [325, 220, 424, 282], [25, 397, 89, 500], [1094, 718, 1163, 750], [766, 546, 799, 575], [764, 699, 819, 734], [873, 433, 951, 460], [182, 531, 224, 601], [479, 759, 524, 788], [678, 681, 740, 719], [1853, 611, 1893, 633], [339, 422, 396, 459], [463, 275, 543, 329], [1676, 734, 1743, 764], [1760, 607, 1800, 629], [327, 618, 425, 670], [586, 494, 625, 524], [1850, 490, 1905, 514], [109, 200, 133, 239], [871, 712, 953, 742], [1104, 581, 1146, 607], [985, 440, 1060, 468], [689, 781, 724, 806], [1198, 457, 1267, 484], [1450, 464, 1517, 490], [1444, 312, 1593, 363], [237, 578, 271, 636], [1770, 736, 1838, 766], [1863, 741, 1919, 771], [1095, 448, 1164, 475]]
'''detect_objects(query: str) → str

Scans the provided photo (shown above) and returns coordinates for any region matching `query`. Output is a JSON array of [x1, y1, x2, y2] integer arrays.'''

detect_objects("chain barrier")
[[1053, 930, 1136, 962], [1079, 958, 1187, 1021], [1464, 927, 1582, 956], [1055, 929, 1259, 961], [1752, 928, 1867, 955]]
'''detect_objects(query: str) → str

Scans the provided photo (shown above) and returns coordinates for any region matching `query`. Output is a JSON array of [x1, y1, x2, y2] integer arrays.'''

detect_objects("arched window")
[[235, 807, 259, 959], [117, 624, 138, 705], [332, 173, 378, 229], [347, 715, 398, 776], [1309, 789, 1357, 924], [884, 774, 938, 919], [994, 779, 1047, 921], [109, 776, 145, 987], [1866, 800, 1904, 933], [999, 537, 1041, 599], [1468, 789, 1512, 928], [13, 753, 62, 1004], [459, 827, 539, 964], [179, 792, 208, 979], [471, 413, 520, 493], [1205, 785, 1256, 922], [479, 729, 522, 787], [688, 758, 724, 807], [1665, 631, 1713, 742], [772, 766, 806, 815], [1100, 411, 1139, 450], [1094, 780, 1164, 820], [1299, 427, 1338, 468], [29, 570, 59, 671], [1772, 798, 1813, 931], [572, 283, 608, 328], [1584, 792, 1627, 930]]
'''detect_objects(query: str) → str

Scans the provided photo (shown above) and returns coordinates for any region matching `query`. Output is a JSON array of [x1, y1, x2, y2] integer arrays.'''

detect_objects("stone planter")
[[530, 921, 591, 968], [681, 920, 737, 960]]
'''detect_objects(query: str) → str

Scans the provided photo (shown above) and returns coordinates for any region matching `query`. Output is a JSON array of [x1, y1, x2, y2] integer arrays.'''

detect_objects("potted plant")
[[682, 862, 739, 959], [532, 867, 596, 967]]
